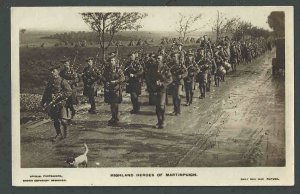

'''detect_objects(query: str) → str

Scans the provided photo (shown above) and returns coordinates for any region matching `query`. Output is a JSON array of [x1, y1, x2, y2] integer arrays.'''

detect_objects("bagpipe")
[[43, 93, 67, 113]]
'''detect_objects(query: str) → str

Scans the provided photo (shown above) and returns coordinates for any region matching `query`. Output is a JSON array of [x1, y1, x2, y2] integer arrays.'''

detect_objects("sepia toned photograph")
[[11, 6, 294, 186]]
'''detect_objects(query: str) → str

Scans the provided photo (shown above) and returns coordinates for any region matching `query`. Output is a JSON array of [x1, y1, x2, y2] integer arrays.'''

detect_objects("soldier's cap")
[[48, 65, 61, 71], [170, 52, 179, 57], [107, 53, 117, 60], [177, 42, 183, 46], [197, 48, 204, 52], [109, 52, 117, 57], [86, 57, 94, 62], [151, 53, 156, 58], [128, 52, 135, 57], [187, 50, 194, 55], [61, 56, 70, 63]]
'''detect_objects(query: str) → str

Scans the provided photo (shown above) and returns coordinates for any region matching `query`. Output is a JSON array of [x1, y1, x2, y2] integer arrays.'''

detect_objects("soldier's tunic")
[[41, 76, 72, 138], [184, 61, 198, 105], [148, 61, 172, 128], [169, 62, 187, 115], [124, 60, 143, 112], [59, 67, 79, 117], [82, 65, 101, 112]]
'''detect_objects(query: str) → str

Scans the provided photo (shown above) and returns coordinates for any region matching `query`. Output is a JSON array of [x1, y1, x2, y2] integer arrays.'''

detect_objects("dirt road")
[[20, 50, 285, 168]]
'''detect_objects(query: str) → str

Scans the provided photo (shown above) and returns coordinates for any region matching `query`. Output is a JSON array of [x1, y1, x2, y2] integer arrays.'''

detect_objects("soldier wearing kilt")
[[205, 51, 216, 92], [124, 53, 144, 114], [82, 57, 101, 114], [148, 54, 172, 129], [184, 50, 198, 106], [230, 44, 239, 71], [41, 67, 72, 142], [195, 48, 209, 98], [102, 54, 125, 126], [59, 57, 79, 119], [169, 52, 187, 116]]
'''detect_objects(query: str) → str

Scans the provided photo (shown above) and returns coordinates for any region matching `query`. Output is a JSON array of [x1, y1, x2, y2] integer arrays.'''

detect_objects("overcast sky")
[[12, 6, 288, 32]]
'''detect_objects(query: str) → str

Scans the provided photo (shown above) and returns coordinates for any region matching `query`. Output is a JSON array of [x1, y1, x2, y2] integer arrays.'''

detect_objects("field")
[[19, 30, 200, 115], [19, 30, 206, 94]]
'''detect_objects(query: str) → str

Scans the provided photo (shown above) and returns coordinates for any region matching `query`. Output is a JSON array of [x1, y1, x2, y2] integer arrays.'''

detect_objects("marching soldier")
[[59, 57, 79, 119], [199, 35, 213, 55], [205, 51, 216, 92], [196, 48, 209, 98], [102, 54, 125, 126], [184, 50, 198, 106], [177, 42, 186, 65], [148, 54, 172, 128], [41, 66, 72, 142], [124, 52, 144, 114], [82, 57, 101, 114], [230, 44, 239, 71], [169, 52, 187, 115]]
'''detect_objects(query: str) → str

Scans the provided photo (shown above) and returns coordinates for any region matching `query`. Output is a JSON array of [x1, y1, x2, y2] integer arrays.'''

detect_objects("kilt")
[[125, 81, 141, 95], [152, 92, 166, 106], [104, 88, 122, 104], [83, 86, 97, 97], [196, 72, 208, 84], [48, 104, 70, 120]]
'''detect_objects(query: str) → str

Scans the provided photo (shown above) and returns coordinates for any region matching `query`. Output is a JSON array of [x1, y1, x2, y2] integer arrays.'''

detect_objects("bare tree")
[[211, 11, 240, 40], [81, 12, 148, 62], [175, 13, 203, 41]]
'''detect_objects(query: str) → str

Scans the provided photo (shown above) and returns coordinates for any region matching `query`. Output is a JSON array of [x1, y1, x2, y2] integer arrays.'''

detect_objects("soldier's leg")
[[115, 103, 119, 122], [172, 88, 177, 114], [177, 85, 182, 114], [189, 83, 194, 104], [53, 119, 61, 136], [52, 118, 63, 141], [160, 92, 166, 127], [88, 94, 96, 113], [109, 103, 117, 125], [61, 119, 68, 138], [155, 104, 161, 127], [184, 83, 190, 105], [130, 92, 139, 113]]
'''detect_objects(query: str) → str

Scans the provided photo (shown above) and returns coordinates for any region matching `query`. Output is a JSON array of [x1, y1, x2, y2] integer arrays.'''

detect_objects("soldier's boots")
[[108, 118, 119, 126], [52, 133, 64, 142]]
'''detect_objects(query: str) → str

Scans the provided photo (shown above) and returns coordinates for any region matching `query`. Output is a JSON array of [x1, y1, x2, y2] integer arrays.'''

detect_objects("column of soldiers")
[[41, 35, 270, 142]]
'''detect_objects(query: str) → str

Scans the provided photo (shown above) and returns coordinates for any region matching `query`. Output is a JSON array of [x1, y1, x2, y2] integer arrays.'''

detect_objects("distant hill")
[[19, 30, 216, 47]]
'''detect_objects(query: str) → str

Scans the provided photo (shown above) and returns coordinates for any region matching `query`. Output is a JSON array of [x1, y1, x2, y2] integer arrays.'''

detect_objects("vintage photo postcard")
[[11, 6, 294, 186]]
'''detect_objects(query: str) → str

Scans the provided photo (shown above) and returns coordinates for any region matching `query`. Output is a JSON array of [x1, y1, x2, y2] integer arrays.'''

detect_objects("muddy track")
[[20, 50, 285, 168]]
